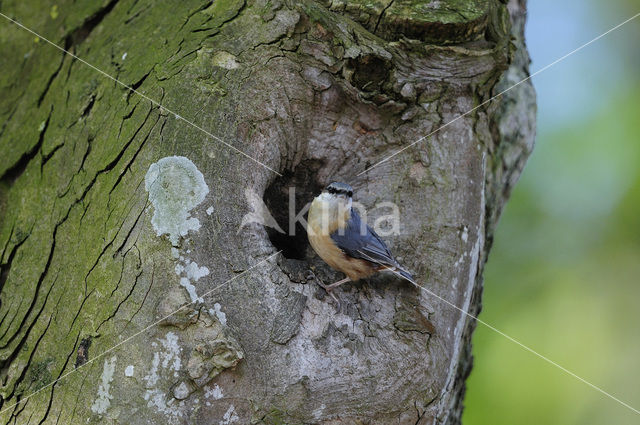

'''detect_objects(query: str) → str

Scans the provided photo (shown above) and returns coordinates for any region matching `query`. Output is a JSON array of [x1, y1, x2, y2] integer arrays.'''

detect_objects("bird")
[[307, 182, 415, 300]]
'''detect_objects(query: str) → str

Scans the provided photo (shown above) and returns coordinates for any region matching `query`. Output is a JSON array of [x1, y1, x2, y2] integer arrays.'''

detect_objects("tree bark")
[[0, 0, 535, 424]]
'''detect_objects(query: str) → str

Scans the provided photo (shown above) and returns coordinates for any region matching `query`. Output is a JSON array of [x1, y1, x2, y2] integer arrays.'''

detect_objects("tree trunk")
[[0, 0, 535, 423]]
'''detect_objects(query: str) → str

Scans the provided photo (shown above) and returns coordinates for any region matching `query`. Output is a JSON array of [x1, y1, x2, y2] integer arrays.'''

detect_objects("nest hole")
[[263, 160, 324, 260], [348, 54, 392, 92]]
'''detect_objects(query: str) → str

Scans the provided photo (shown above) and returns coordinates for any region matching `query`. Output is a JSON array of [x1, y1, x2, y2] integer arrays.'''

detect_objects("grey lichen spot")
[[91, 356, 117, 415], [143, 332, 185, 421], [125, 365, 134, 377], [220, 405, 239, 424], [212, 51, 240, 69], [175, 257, 210, 303], [172, 381, 192, 400], [211, 303, 227, 325], [145, 156, 209, 246], [204, 383, 224, 402], [179, 277, 202, 304]]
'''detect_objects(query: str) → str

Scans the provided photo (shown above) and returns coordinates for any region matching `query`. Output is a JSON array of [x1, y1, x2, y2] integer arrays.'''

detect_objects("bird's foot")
[[304, 270, 317, 282], [306, 270, 341, 308]]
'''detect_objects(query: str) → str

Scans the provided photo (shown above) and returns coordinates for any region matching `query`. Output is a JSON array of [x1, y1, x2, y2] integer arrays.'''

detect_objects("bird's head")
[[308, 182, 354, 234], [318, 181, 353, 211]]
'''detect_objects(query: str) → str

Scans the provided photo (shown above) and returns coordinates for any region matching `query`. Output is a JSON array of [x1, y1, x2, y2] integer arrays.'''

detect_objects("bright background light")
[[464, 1, 640, 424]]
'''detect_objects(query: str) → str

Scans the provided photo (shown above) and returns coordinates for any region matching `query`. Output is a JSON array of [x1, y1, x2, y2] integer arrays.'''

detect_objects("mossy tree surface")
[[0, 0, 535, 424]]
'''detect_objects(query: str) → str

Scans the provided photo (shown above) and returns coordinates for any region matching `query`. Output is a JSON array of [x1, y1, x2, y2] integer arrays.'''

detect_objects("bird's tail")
[[394, 265, 417, 286]]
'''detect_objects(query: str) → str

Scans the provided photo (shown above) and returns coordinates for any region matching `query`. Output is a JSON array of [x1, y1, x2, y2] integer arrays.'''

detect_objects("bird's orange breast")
[[307, 197, 377, 281]]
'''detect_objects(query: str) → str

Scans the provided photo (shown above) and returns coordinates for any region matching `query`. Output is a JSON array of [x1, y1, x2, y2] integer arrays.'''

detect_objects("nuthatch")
[[307, 182, 414, 298]]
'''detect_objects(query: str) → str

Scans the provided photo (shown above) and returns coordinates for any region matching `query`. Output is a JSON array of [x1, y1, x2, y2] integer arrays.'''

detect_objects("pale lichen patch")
[[144, 156, 209, 246], [212, 51, 241, 69], [143, 332, 185, 422], [220, 405, 239, 424], [211, 303, 227, 325], [144, 388, 184, 421], [144, 352, 161, 387], [174, 258, 209, 303], [185, 260, 209, 281], [460, 226, 469, 242], [204, 383, 224, 401], [180, 277, 203, 304], [125, 365, 134, 377], [159, 332, 182, 373], [144, 332, 182, 388], [173, 382, 190, 400], [91, 356, 117, 415]]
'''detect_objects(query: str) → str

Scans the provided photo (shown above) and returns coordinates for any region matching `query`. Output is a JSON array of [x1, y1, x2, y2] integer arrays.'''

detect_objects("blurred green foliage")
[[463, 4, 640, 423]]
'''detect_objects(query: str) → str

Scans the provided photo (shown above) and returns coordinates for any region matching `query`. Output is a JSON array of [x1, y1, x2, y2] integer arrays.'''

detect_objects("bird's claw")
[[323, 288, 341, 310], [304, 270, 317, 282], [306, 270, 341, 309]]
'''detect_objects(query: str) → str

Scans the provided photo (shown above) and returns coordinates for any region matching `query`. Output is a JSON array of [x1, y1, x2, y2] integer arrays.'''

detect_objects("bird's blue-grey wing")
[[330, 209, 415, 282], [330, 210, 397, 267]]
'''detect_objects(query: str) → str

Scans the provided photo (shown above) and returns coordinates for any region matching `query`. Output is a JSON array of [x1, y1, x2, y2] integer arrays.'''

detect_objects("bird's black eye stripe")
[[326, 185, 353, 197]]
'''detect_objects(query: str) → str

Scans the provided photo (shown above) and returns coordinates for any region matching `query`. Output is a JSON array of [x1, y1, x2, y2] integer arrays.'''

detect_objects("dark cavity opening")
[[263, 160, 324, 260], [348, 54, 392, 92]]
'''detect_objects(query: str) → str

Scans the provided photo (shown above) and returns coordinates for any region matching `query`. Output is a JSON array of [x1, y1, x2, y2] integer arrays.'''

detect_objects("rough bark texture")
[[0, 0, 535, 424]]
